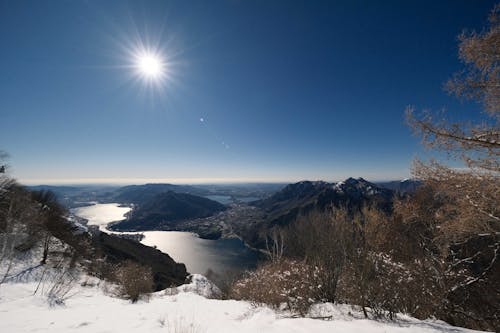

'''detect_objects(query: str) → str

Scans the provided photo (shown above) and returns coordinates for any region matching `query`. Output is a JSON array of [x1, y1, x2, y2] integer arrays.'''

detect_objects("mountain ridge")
[[235, 178, 395, 248]]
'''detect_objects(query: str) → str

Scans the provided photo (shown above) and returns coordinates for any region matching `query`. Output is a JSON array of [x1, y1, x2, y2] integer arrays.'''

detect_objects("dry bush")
[[338, 252, 443, 320], [230, 259, 322, 315], [392, 183, 499, 330], [285, 208, 354, 303], [113, 260, 154, 303], [360, 183, 499, 330], [44, 268, 78, 306], [327, 206, 412, 319], [27, 254, 80, 306], [353, 199, 453, 319], [281, 205, 449, 320], [411, 161, 499, 244], [282, 207, 383, 314]]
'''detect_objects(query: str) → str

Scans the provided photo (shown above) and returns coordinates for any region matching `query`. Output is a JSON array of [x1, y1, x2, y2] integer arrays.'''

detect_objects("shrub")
[[230, 259, 322, 315], [45, 268, 77, 306], [114, 260, 154, 302], [284, 209, 355, 303]]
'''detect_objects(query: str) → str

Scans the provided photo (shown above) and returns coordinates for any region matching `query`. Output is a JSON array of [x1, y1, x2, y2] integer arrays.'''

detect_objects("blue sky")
[[0, 0, 496, 184]]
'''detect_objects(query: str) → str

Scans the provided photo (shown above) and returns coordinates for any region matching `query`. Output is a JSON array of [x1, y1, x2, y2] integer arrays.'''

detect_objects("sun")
[[122, 38, 175, 91], [135, 52, 165, 79]]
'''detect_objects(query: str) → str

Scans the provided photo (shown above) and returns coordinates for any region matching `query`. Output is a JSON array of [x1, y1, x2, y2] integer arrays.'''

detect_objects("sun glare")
[[121, 35, 176, 92], [136, 53, 164, 79]]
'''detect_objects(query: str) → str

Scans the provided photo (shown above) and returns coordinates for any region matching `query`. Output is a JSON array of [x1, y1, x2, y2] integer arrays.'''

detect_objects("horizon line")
[[18, 176, 409, 186]]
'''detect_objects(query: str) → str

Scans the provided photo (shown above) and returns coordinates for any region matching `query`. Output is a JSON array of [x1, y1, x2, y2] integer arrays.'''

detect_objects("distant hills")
[[109, 191, 227, 232], [111, 184, 211, 205], [28, 183, 283, 208], [377, 179, 423, 194], [29, 179, 422, 247]]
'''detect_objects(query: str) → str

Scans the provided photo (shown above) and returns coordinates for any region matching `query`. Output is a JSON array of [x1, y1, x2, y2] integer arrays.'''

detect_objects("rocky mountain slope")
[[235, 178, 394, 248]]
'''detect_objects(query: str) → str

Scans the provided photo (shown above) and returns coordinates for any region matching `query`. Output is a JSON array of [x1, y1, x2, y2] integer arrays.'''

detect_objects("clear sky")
[[0, 0, 496, 185]]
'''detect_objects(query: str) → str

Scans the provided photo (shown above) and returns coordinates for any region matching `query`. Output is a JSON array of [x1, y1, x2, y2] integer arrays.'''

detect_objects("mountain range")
[[31, 178, 421, 247]]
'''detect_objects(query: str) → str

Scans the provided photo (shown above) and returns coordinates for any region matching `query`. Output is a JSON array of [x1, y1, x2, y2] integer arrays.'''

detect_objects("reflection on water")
[[72, 203, 261, 274], [72, 203, 131, 231], [141, 231, 260, 274]]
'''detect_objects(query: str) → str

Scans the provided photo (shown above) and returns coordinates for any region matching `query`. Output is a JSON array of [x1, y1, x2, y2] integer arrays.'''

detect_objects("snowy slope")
[[0, 240, 487, 333], [0, 279, 486, 333]]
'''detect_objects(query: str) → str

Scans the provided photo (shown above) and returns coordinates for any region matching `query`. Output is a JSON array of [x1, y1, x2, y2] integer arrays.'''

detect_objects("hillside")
[[236, 178, 394, 248], [109, 191, 227, 232], [254, 178, 393, 223], [92, 231, 188, 289]]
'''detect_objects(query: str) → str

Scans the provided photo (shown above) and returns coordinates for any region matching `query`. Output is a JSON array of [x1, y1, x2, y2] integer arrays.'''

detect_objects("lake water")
[[72, 203, 131, 232], [204, 195, 233, 205], [71, 203, 261, 274]]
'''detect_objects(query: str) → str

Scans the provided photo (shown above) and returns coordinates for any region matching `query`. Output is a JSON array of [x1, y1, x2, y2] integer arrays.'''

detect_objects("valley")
[[65, 178, 413, 250]]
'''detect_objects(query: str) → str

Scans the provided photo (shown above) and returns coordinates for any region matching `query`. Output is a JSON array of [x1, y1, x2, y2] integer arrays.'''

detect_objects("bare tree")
[[30, 190, 68, 265], [265, 227, 285, 262], [404, 5, 500, 330], [407, 5, 500, 172], [285, 208, 354, 303]]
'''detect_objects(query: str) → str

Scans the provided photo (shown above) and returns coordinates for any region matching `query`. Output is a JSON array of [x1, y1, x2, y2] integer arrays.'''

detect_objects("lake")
[[204, 195, 233, 205], [71, 203, 261, 275]]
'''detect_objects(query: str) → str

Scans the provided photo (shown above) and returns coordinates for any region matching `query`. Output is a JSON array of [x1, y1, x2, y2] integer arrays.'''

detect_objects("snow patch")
[[166, 274, 222, 299]]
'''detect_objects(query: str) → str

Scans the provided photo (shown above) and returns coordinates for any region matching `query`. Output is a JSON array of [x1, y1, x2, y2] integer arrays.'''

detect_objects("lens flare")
[[136, 53, 164, 79]]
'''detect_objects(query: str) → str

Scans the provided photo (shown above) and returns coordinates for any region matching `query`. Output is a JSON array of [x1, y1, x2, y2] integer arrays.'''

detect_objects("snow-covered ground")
[[0, 237, 488, 333], [0, 275, 486, 333], [0, 239, 487, 333]]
